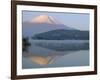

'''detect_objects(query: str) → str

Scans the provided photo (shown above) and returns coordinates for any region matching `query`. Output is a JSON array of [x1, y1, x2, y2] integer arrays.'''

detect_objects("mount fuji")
[[22, 15, 75, 37]]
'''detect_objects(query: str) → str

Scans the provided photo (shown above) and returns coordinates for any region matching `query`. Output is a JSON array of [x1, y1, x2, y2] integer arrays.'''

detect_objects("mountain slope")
[[32, 29, 89, 40], [22, 22, 75, 37]]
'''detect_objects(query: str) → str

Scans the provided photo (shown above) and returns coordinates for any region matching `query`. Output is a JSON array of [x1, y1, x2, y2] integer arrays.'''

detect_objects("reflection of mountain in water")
[[23, 52, 68, 65], [29, 55, 61, 65], [23, 40, 89, 65], [22, 50, 89, 68]]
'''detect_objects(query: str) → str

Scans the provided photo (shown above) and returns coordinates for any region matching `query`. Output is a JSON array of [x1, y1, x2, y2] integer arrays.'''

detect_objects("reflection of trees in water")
[[22, 37, 31, 52], [34, 41, 89, 51]]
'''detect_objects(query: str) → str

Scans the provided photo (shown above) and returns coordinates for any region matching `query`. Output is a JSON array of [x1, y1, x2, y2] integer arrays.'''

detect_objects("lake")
[[22, 40, 89, 69]]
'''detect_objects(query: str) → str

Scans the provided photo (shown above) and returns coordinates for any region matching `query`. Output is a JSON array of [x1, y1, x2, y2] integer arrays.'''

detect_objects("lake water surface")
[[22, 40, 89, 69]]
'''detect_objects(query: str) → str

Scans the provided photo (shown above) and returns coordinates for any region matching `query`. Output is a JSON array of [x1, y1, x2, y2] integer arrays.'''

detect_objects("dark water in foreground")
[[22, 40, 89, 69]]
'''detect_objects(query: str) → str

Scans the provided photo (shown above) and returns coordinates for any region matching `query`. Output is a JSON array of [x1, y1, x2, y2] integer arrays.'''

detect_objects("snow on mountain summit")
[[30, 15, 60, 24]]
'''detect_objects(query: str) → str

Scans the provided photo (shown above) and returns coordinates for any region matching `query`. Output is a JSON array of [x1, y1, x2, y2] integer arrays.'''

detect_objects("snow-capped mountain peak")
[[30, 15, 60, 24]]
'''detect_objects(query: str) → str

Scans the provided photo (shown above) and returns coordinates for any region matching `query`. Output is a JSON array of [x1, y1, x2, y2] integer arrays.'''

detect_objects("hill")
[[32, 29, 89, 40]]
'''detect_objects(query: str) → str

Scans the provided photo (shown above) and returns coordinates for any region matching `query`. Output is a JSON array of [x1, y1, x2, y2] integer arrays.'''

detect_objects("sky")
[[22, 11, 90, 31]]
